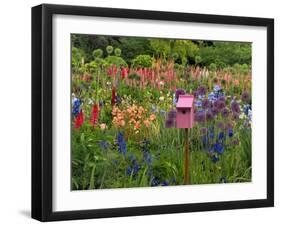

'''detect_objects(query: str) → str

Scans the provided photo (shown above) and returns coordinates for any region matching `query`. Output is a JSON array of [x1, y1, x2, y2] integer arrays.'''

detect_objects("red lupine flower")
[[90, 104, 99, 126], [113, 65, 118, 76], [74, 110, 84, 129], [107, 67, 113, 76], [111, 86, 116, 106]]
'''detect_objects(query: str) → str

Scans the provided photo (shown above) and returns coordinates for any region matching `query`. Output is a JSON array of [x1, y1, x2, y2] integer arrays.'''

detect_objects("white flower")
[[159, 96, 165, 101]]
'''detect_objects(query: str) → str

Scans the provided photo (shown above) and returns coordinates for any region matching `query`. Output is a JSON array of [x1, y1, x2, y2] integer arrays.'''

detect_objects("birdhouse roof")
[[176, 95, 194, 108]]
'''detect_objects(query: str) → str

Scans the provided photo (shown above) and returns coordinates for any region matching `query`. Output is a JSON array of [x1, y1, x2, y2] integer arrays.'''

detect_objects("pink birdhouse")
[[176, 95, 194, 128]]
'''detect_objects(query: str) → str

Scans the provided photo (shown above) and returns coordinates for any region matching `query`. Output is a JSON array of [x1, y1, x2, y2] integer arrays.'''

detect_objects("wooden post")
[[184, 128, 189, 185]]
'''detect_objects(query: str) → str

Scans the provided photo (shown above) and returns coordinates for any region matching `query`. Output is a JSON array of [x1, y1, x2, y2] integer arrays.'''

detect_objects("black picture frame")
[[31, 4, 274, 222]]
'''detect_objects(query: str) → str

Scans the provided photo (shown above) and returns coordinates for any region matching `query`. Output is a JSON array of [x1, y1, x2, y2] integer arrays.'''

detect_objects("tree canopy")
[[71, 34, 251, 68]]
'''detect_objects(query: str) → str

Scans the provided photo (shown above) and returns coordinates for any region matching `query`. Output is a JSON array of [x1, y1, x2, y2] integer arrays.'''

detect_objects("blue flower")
[[243, 104, 251, 115], [151, 177, 160, 186], [162, 180, 169, 186], [115, 95, 122, 104], [72, 98, 81, 117], [143, 152, 152, 164], [218, 132, 224, 140], [127, 166, 132, 175], [117, 132, 127, 155], [248, 109, 252, 120], [195, 100, 202, 107], [151, 104, 158, 113], [214, 85, 221, 92], [228, 129, 234, 137], [214, 142, 224, 154], [160, 109, 166, 116], [99, 100, 105, 107], [211, 155, 219, 163], [99, 140, 109, 150], [132, 160, 140, 174]]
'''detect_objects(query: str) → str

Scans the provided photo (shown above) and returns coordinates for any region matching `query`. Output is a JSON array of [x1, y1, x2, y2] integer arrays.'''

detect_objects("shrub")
[[209, 63, 217, 72], [132, 54, 153, 68]]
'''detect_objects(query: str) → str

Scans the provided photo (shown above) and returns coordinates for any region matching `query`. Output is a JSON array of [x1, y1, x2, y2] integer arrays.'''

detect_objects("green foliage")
[[149, 39, 199, 62], [132, 54, 153, 68], [241, 63, 249, 74], [195, 55, 202, 65], [72, 46, 85, 73], [199, 42, 251, 67]]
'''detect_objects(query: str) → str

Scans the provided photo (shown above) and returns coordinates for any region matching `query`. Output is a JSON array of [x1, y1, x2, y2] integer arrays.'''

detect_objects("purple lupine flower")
[[195, 111, 206, 123], [202, 99, 210, 109], [211, 106, 219, 116], [193, 90, 199, 98], [175, 89, 185, 102], [168, 109, 177, 119], [197, 86, 207, 96], [232, 112, 240, 120], [165, 118, 175, 128], [218, 96, 226, 102], [217, 100, 226, 111], [241, 91, 250, 102], [206, 110, 214, 121], [231, 101, 240, 113]]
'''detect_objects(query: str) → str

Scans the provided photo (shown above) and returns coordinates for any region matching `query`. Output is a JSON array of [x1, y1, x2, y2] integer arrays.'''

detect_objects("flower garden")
[[71, 35, 252, 190]]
